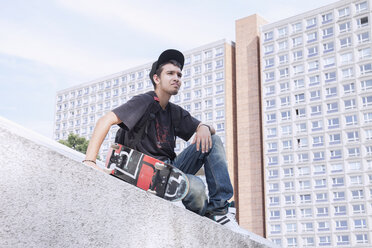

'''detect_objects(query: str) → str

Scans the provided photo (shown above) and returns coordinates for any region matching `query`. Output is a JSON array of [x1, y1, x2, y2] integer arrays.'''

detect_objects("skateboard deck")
[[105, 143, 189, 202]]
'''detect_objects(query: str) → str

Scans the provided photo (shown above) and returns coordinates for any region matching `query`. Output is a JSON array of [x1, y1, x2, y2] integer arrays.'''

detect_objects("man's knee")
[[182, 175, 207, 215]]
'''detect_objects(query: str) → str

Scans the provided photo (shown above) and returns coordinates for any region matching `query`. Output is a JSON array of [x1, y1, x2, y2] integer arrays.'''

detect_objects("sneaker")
[[211, 202, 248, 234]]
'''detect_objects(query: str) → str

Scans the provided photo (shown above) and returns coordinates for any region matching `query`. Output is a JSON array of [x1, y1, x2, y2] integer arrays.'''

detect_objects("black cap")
[[149, 49, 185, 84]]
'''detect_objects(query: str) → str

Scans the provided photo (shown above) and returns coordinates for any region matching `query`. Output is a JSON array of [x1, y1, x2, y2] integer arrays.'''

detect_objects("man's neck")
[[154, 89, 171, 109]]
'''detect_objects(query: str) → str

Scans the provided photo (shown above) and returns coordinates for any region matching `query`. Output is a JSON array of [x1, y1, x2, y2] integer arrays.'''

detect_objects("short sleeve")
[[112, 94, 152, 131], [176, 107, 200, 141]]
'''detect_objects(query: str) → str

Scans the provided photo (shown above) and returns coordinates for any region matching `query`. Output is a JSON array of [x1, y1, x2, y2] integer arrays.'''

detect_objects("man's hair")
[[152, 60, 182, 89]]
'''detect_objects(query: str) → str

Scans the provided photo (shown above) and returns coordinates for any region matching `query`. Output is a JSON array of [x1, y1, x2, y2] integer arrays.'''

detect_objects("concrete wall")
[[0, 117, 276, 248]]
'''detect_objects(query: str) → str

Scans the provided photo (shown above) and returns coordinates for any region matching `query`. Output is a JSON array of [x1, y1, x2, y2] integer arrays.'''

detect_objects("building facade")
[[54, 39, 236, 168], [260, 0, 372, 246]]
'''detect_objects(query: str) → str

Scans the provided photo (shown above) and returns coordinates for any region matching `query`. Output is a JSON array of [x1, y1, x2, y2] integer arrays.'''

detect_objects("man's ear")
[[153, 74, 160, 85]]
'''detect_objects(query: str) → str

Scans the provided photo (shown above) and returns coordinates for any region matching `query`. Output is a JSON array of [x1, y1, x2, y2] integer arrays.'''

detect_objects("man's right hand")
[[83, 160, 114, 175]]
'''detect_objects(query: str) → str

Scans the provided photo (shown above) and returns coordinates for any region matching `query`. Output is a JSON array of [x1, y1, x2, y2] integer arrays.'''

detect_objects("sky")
[[0, 0, 338, 138]]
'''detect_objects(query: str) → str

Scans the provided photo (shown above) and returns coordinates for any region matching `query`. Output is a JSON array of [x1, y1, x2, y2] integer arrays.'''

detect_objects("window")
[[361, 63, 372, 74], [270, 209, 280, 219], [316, 193, 328, 202], [308, 46, 318, 57], [341, 52, 353, 64], [348, 147, 360, 157], [297, 123, 307, 133], [298, 153, 309, 162], [278, 26, 288, 37], [310, 90, 321, 101], [342, 67, 353, 79], [345, 115, 358, 126], [325, 71, 336, 82], [359, 47, 371, 59], [292, 36, 302, 46], [317, 207, 329, 217], [264, 31, 273, 41], [356, 234, 368, 244], [282, 140, 293, 150], [362, 95, 372, 106], [364, 112, 372, 123], [265, 44, 274, 54], [335, 220, 347, 230], [322, 12, 333, 23], [285, 195, 295, 204], [349, 161, 361, 170], [307, 31, 317, 43], [322, 27, 333, 38], [280, 82, 290, 92], [361, 79, 372, 90], [293, 64, 304, 74], [327, 102, 339, 113], [265, 72, 275, 81], [306, 17, 317, 28], [279, 54, 289, 64], [311, 105, 322, 116], [302, 223, 314, 232], [326, 87, 337, 97], [357, 16, 369, 28], [340, 37, 352, 48], [314, 164, 326, 174], [354, 219, 367, 229], [300, 194, 311, 203], [324, 56, 335, 68], [278, 40, 288, 51], [265, 58, 274, 68], [358, 32, 369, 43], [337, 235, 350, 245], [281, 110, 291, 120], [293, 50, 303, 61], [312, 120, 323, 131], [356, 1, 368, 12], [350, 175, 363, 185], [351, 189, 364, 199], [299, 166, 310, 176], [285, 181, 295, 190], [279, 68, 289, 78], [295, 108, 306, 117], [339, 22, 351, 32], [328, 117, 339, 129], [308, 60, 319, 71], [353, 204, 365, 214], [347, 131, 359, 142], [269, 196, 279, 206], [282, 126, 292, 136], [301, 208, 312, 217], [299, 180, 311, 190], [344, 98, 356, 110], [292, 22, 302, 33], [343, 83, 355, 94], [270, 224, 281, 234], [309, 75, 320, 86], [335, 205, 347, 216], [330, 149, 342, 159], [323, 42, 334, 53], [285, 209, 296, 219], [283, 154, 293, 164], [295, 93, 305, 103], [287, 237, 297, 247], [333, 191, 345, 201], [332, 177, 344, 186], [319, 236, 331, 246], [313, 136, 324, 146]]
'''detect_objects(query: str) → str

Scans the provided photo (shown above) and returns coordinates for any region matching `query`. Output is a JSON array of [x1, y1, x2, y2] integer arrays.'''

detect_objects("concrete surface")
[[0, 116, 277, 248]]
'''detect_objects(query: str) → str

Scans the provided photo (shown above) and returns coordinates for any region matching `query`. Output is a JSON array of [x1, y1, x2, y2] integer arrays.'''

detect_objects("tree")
[[59, 133, 89, 154]]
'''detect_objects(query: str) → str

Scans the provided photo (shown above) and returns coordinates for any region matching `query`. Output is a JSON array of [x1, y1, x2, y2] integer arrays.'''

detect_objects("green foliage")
[[59, 133, 89, 154]]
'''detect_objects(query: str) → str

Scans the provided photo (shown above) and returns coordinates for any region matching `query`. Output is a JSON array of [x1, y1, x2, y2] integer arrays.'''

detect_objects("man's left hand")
[[192, 124, 212, 153]]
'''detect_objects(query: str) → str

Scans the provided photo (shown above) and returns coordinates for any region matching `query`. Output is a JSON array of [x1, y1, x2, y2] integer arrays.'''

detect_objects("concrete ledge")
[[0, 117, 276, 248]]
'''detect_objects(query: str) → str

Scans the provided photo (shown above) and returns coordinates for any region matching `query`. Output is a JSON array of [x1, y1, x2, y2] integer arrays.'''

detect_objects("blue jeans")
[[171, 135, 234, 216]]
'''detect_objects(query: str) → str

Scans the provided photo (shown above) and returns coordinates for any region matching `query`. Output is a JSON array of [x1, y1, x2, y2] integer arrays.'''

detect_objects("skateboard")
[[105, 143, 189, 202]]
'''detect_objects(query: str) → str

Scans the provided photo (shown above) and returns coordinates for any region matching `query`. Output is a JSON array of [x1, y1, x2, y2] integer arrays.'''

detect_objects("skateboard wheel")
[[154, 162, 166, 170]]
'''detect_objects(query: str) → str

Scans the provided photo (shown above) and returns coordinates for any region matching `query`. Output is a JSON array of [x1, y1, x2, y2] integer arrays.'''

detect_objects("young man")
[[83, 49, 239, 230]]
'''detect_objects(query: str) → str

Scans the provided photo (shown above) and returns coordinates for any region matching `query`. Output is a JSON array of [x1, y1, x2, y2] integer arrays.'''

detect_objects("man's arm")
[[192, 123, 215, 153], [83, 111, 122, 172]]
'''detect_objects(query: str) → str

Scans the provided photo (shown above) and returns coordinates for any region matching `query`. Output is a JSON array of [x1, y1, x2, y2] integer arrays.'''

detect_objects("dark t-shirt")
[[112, 92, 200, 161]]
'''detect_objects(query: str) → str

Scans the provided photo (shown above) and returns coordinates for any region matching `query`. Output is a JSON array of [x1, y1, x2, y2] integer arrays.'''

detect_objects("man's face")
[[154, 63, 182, 95]]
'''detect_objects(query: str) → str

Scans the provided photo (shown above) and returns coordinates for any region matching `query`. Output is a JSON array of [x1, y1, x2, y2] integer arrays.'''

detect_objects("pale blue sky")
[[0, 0, 337, 138]]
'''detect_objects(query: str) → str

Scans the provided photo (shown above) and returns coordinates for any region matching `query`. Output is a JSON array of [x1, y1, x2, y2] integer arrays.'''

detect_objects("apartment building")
[[54, 39, 236, 168], [259, 0, 372, 246]]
